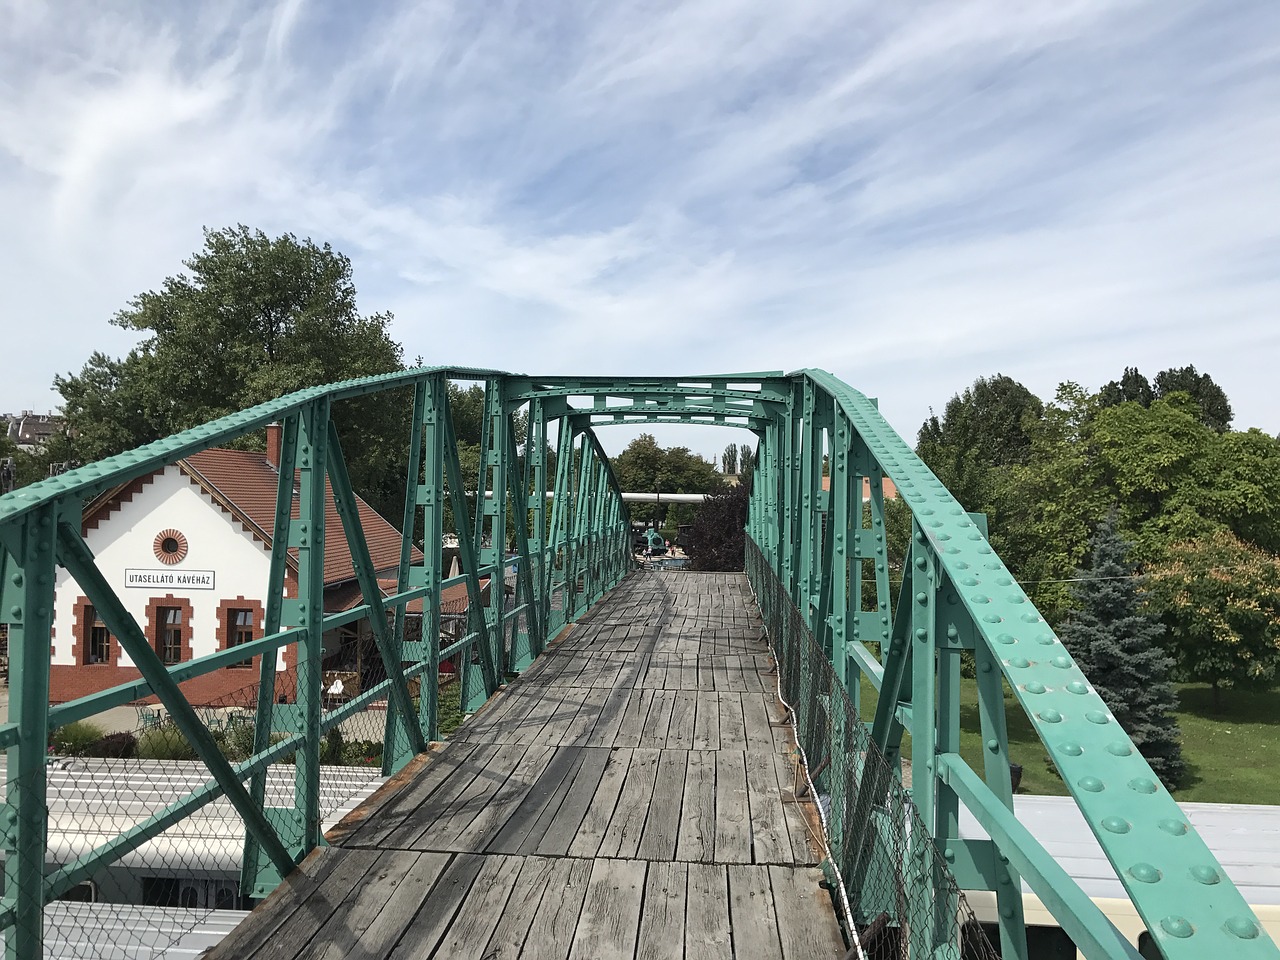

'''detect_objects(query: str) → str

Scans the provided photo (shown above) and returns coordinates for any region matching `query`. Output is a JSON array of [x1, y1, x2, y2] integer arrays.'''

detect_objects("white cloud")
[[1, 0, 1277, 464]]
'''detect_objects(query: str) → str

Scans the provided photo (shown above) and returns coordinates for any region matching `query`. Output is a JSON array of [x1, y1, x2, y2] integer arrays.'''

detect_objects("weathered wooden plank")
[[479, 856, 563, 960], [774, 749, 818, 864], [727, 864, 785, 960], [235, 848, 384, 960], [520, 857, 595, 959], [636, 749, 687, 861], [430, 854, 524, 958], [768, 865, 846, 959], [667, 690, 698, 750], [405, 741, 536, 851], [636, 861, 686, 960], [614, 689, 654, 749], [597, 747, 660, 859], [295, 850, 451, 960], [714, 751, 752, 864], [692, 692, 719, 751], [561, 684, 611, 746], [567, 858, 647, 960], [676, 749, 716, 863], [488, 745, 585, 854], [566, 747, 634, 859], [205, 845, 352, 959], [386, 853, 487, 959], [740, 692, 774, 753], [684, 863, 731, 959], [744, 750, 793, 865], [341, 743, 480, 848], [534, 746, 612, 857], [718, 692, 747, 749], [448, 743, 558, 853], [639, 689, 676, 748]]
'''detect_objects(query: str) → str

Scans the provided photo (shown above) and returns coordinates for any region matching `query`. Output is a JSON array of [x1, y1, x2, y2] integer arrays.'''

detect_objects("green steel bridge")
[[0, 368, 1275, 959]]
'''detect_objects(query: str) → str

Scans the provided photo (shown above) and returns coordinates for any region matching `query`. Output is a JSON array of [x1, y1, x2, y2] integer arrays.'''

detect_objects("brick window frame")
[[216, 597, 264, 670], [143, 595, 194, 666], [71, 596, 119, 667]]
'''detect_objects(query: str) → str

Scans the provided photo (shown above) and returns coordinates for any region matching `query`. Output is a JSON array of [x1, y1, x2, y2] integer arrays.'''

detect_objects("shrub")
[[341, 740, 383, 767], [220, 722, 257, 762], [321, 726, 345, 765], [50, 720, 106, 757], [82, 731, 137, 759], [137, 725, 198, 761]]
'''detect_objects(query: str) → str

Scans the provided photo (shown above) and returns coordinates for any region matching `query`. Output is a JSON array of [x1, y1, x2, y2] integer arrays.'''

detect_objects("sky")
[[2, 0, 1278, 464]]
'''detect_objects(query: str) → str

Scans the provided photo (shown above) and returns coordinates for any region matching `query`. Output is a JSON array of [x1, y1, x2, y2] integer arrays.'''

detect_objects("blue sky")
[[2, 0, 1278, 461]]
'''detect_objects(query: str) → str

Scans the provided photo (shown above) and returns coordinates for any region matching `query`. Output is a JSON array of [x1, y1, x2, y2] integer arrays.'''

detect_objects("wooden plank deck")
[[210, 572, 845, 960]]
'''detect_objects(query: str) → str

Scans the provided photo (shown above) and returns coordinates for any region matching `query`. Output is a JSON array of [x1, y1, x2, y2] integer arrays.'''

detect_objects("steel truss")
[[0, 368, 1272, 960]]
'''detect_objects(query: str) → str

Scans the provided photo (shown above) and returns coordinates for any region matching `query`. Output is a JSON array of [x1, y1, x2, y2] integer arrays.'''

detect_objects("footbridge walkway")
[[0, 367, 1276, 960], [210, 572, 842, 959]]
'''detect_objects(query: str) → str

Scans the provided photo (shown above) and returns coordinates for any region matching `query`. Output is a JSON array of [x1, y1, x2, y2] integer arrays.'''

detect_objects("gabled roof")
[[82, 448, 422, 587]]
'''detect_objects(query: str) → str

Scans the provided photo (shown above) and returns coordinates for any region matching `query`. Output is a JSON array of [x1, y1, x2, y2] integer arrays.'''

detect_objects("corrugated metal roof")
[[46, 902, 251, 959], [12, 757, 383, 873], [959, 794, 1280, 905]]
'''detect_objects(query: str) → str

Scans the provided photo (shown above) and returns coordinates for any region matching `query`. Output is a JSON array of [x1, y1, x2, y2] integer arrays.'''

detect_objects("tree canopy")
[[688, 483, 749, 571], [53, 225, 409, 517], [612, 433, 723, 525]]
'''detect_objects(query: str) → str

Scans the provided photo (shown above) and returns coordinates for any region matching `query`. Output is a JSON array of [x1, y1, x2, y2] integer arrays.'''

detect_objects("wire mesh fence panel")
[[745, 538, 1000, 960]]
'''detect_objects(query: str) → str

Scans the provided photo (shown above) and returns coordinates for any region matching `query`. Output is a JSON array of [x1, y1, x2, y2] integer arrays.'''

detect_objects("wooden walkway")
[[210, 572, 846, 960]]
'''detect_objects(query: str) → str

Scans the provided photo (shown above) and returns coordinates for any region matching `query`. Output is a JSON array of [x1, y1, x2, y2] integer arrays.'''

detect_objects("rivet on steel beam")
[[1101, 816, 1130, 834], [1085, 710, 1110, 725], [1078, 776, 1104, 793], [1130, 863, 1162, 884], [1059, 741, 1082, 756], [1107, 741, 1133, 757], [1158, 819, 1188, 836], [1191, 865, 1221, 885], [1129, 778, 1159, 795], [1159, 917, 1193, 939], [1226, 917, 1259, 939]]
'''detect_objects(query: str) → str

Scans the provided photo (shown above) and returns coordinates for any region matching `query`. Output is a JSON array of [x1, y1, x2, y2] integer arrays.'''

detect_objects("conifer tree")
[[1059, 513, 1186, 786]]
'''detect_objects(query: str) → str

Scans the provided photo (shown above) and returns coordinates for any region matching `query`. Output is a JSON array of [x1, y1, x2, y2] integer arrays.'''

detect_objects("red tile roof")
[[326, 577, 488, 615], [175, 448, 422, 586]]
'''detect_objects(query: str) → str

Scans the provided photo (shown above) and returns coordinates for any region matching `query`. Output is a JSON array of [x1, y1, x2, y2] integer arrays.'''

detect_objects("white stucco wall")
[[52, 465, 285, 669]]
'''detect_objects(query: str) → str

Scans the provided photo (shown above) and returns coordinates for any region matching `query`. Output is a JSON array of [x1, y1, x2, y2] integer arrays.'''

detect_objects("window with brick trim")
[[156, 607, 184, 665], [83, 605, 111, 665], [227, 608, 254, 668]]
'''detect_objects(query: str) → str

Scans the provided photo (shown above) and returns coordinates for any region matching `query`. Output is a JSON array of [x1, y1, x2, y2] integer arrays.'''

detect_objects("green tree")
[[721, 443, 738, 475], [1097, 366, 1154, 410], [1145, 530, 1280, 709], [1058, 514, 1184, 786], [916, 374, 1043, 512], [1154, 365, 1233, 432], [613, 434, 723, 525], [54, 225, 409, 517], [688, 484, 749, 571]]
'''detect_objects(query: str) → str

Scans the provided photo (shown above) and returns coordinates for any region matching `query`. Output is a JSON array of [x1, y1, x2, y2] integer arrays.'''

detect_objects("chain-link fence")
[[24, 645, 484, 958], [745, 538, 1000, 960]]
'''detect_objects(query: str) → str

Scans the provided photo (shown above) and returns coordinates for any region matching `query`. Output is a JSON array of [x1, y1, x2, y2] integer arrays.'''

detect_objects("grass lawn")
[[859, 677, 1280, 804]]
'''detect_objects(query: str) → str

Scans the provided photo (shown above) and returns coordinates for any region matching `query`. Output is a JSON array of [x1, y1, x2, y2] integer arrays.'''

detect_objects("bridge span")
[[208, 572, 844, 960]]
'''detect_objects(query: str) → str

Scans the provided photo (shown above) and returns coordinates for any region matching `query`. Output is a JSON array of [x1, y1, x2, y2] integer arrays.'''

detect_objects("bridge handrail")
[[766, 368, 1276, 959]]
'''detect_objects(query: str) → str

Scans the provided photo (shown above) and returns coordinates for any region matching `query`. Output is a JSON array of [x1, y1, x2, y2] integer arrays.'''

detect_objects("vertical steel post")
[[243, 413, 298, 898], [293, 398, 328, 854], [417, 376, 447, 739], [391, 382, 427, 751], [478, 380, 509, 678], [526, 399, 549, 658], [1, 503, 57, 960]]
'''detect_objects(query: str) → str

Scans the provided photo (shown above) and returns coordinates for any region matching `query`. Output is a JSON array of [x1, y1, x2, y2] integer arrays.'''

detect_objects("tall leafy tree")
[[916, 374, 1043, 512], [613, 433, 723, 525], [1058, 515, 1185, 786], [1154, 365, 1233, 433], [54, 225, 409, 517], [1145, 530, 1280, 710], [1097, 366, 1154, 409]]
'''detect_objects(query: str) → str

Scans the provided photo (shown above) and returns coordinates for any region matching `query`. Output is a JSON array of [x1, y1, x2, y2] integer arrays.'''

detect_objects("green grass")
[[859, 677, 1280, 804]]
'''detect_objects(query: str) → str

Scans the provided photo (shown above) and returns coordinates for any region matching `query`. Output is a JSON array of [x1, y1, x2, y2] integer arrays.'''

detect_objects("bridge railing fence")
[[0, 367, 638, 959], [747, 537, 999, 960]]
